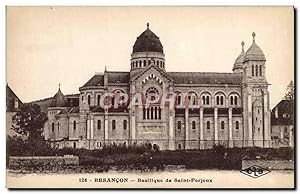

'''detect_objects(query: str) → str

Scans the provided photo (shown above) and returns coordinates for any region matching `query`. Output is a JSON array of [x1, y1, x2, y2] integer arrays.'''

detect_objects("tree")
[[12, 103, 48, 143], [284, 81, 294, 101]]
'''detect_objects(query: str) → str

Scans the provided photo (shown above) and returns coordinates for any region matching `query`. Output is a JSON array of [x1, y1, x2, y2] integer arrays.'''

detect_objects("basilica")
[[44, 23, 271, 150]]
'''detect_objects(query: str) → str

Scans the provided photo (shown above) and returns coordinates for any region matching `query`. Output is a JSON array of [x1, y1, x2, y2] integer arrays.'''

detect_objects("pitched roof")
[[82, 74, 104, 87], [167, 72, 243, 85], [243, 33, 266, 62], [271, 99, 294, 125], [6, 85, 23, 112], [107, 71, 130, 84]]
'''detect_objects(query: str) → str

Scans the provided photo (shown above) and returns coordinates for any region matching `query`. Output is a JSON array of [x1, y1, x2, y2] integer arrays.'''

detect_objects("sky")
[[6, 6, 294, 108]]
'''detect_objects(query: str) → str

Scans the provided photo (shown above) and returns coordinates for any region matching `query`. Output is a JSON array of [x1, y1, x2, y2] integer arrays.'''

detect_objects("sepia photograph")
[[6, 6, 295, 189]]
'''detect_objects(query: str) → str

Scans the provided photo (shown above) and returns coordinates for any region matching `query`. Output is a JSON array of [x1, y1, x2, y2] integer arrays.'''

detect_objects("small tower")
[[232, 41, 245, 73], [242, 32, 271, 148], [130, 23, 166, 77]]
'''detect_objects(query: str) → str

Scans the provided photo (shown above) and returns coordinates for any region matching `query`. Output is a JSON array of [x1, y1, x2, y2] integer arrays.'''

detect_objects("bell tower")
[[242, 32, 271, 148]]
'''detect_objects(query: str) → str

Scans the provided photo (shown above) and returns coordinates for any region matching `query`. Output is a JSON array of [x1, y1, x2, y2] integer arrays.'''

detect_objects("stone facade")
[[43, 24, 271, 150]]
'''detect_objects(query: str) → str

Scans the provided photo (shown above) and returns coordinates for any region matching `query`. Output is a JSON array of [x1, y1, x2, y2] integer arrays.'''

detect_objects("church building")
[[43, 23, 271, 150]]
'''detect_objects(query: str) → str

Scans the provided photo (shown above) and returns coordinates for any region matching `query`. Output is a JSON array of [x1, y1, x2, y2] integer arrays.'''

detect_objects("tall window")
[[252, 65, 255, 76], [206, 96, 210, 105], [259, 65, 262, 76], [57, 122, 60, 131], [177, 95, 182, 105], [234, 96, 238, 105], [235, 121, 239, 130], [177, 121, 181, 130], [139, 60, 142, 67], [207, 121, 210, 129], [220, 96, 224, 105], [73, 120, 76, 130], [221, 121, 225, 130], [255, 65, 258, 76], [192, 121, 196, 130], [97, 120, 101, 130], [87, 95, 91, 105], [112, 120, 116, 130], [216, 95, 224, 105], [143, 60, 146, 67], [52, 122, 54, 132], [123, 120, 127, 130], [97, 95, 100, 106], [230, 96, 234, 105]]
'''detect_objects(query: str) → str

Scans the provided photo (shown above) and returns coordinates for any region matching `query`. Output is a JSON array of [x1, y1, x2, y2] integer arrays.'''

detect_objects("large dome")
[[132, 23, 164, 54]]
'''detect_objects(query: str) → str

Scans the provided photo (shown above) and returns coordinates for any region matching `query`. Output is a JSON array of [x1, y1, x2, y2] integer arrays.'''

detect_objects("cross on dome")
[[252, 32, 256, 43], [241, 41, 245, 52]]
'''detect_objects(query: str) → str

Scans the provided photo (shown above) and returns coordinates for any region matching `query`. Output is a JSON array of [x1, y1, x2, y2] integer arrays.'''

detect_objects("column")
[[289, 126, 293, 147], [228, 108, 233, 148], [199, 107, 204, 149], [248, 94, 253, 146], [87, 117, 90, 140], [90, 116, 94, 149], [131, 114, 136, 143], [185, 108, 189, 149], [104, 110, 109, 144], [169, 110, 175, 150], [263, 93, 271, 148], [214, 107, 218, 145]]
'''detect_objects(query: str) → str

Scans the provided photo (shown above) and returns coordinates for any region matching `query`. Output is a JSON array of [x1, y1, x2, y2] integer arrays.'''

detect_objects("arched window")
[[97, 120, 101, 130], [135, 61, 138, 68], [52, 122, 54, 132], [188, 93, 197, 105], [139, 60, 142, 68], [158, 107, 161, 120], [154, 107, 158, 119], [252, 65, 255, 76], [221, 121, 225, 129], [177, 121, 181, 130], [220, 96, 224, 105], [97, 95, 100, 106], [156, 61, 159, 66], [112, 120, 116, 130], [123, 120, 127, 130], [259, 65, 262, 76], [207, 121, 210, 129], [143, 107, 146, 119], [143, 60, 146, 67], [177, 95, 182, 105], [160, 61, 162, 68], [230, 96, 234, 105], [256, 65, 258, 76], [216, 96, 220, 105], [192, 121, 196, 130], [73, 142, 76, 148], [234, 96, 238, 105], [87, 95, 91, 105], [178, 144, 182, 149], [202, 96, 205, 105], [73, 120, 76, 130], [57, 122, 60, 131], [150, 107, 154, 119], [235, 121, 239, 130], [111, 96, 115, 106], [148, 60, 151, 65], [206, 96, 210, 105]]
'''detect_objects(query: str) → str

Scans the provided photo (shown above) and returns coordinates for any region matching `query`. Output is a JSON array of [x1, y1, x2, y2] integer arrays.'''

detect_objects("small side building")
[[6, 85, 23, 136], [271, 99, 294, 148]]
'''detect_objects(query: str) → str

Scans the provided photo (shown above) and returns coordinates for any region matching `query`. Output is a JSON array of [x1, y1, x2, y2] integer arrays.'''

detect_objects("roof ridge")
[[168, 72, 237, 75]]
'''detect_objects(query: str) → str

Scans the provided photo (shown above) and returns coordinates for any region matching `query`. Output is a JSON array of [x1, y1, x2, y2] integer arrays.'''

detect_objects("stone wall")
[[242, 159, 294, 170], [9, 155, 79, 168]]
